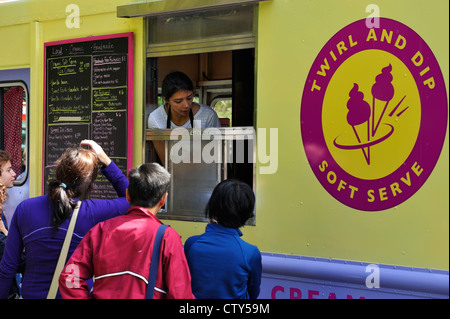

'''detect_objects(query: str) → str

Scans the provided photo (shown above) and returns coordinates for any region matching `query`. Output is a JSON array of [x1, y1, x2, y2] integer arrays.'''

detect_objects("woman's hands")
[[80, 140, 112, 167]]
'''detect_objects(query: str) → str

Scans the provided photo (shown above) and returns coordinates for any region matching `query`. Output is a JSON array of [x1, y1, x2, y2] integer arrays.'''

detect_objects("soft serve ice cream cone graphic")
[[371, 64, 395, 137], [334, 65, 398, 166], [346, 83, 371, 165]]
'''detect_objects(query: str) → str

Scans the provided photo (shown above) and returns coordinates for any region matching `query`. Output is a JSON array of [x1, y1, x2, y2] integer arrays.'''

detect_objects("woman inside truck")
[[148, 71, 220, 130], [147, 71, 220, 163]]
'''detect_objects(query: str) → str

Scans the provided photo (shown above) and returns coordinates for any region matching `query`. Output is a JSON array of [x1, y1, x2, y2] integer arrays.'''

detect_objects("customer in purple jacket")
[[0, 140, 130, 299]]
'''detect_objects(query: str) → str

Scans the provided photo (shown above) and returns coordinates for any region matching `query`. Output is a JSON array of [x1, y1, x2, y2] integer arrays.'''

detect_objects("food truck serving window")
[[146, 128, 255, 223], [146, 5, 256, 57], [138, 2, 258, 224]]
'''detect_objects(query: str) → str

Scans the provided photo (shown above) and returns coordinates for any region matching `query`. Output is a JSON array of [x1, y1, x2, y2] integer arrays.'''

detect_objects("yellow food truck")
[[1, 0, 448, 299]]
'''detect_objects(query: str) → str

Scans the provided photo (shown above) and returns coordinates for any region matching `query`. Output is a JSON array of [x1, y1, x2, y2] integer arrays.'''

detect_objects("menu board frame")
[[43, 33, 134, 198]]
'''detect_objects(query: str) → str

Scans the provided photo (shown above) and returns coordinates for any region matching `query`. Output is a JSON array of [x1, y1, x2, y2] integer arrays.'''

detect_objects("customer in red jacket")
[[59, 163, 194, 299]]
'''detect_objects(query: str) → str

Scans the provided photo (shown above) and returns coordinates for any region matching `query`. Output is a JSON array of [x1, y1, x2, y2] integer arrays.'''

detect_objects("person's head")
[[127, 163, 170, 209], [0, 150, 17, 189], [48, 146, 99, 228], [162, 71, 195, 117], [205, 179, 255, 228]]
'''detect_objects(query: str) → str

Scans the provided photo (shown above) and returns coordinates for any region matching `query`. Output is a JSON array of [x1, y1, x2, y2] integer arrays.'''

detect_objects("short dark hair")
[[161, 71, 194, 101], [0, 150, 12, 176], [127, 163, 170, 208], [205, 179, 255, 228]]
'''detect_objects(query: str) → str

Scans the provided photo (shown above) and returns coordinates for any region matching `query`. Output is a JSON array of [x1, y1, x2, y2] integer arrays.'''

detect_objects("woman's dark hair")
[[161, 71, 194, 101], [127, 163, 170, 208], [48, 146, 99, 229], [205, 179, 255, 228]]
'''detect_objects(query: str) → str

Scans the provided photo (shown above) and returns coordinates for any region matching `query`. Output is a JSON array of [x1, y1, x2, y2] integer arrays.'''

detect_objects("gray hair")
[[127, 163, 170, 208]]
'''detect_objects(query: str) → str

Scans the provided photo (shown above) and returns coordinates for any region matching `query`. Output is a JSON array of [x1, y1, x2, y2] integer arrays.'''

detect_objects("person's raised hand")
[[80, 140, 111, 167]]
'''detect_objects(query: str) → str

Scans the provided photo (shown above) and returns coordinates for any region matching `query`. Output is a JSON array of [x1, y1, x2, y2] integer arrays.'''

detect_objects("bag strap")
[[146, 224, 168, 299], [47, 201, 82, 299]]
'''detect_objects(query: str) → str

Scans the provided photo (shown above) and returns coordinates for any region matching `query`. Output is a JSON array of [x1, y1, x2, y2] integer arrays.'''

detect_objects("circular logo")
[[300, 18, 448, 211]]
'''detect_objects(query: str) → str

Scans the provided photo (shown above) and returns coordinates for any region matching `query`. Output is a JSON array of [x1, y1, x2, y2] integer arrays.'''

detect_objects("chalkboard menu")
[[43, 33, 133, 198]]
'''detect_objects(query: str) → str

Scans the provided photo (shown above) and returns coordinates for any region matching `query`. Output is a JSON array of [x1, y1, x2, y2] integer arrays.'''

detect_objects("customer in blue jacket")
[[184, 179, 262, 299], [0, 140, 130, 299]]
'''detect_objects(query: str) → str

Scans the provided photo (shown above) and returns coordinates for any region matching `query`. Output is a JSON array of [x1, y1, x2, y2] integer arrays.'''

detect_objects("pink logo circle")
[[300, 18, 448, 211]]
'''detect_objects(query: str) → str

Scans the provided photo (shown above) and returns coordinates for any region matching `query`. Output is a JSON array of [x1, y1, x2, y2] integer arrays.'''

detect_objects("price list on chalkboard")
[[43, 33, 133, 199]]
